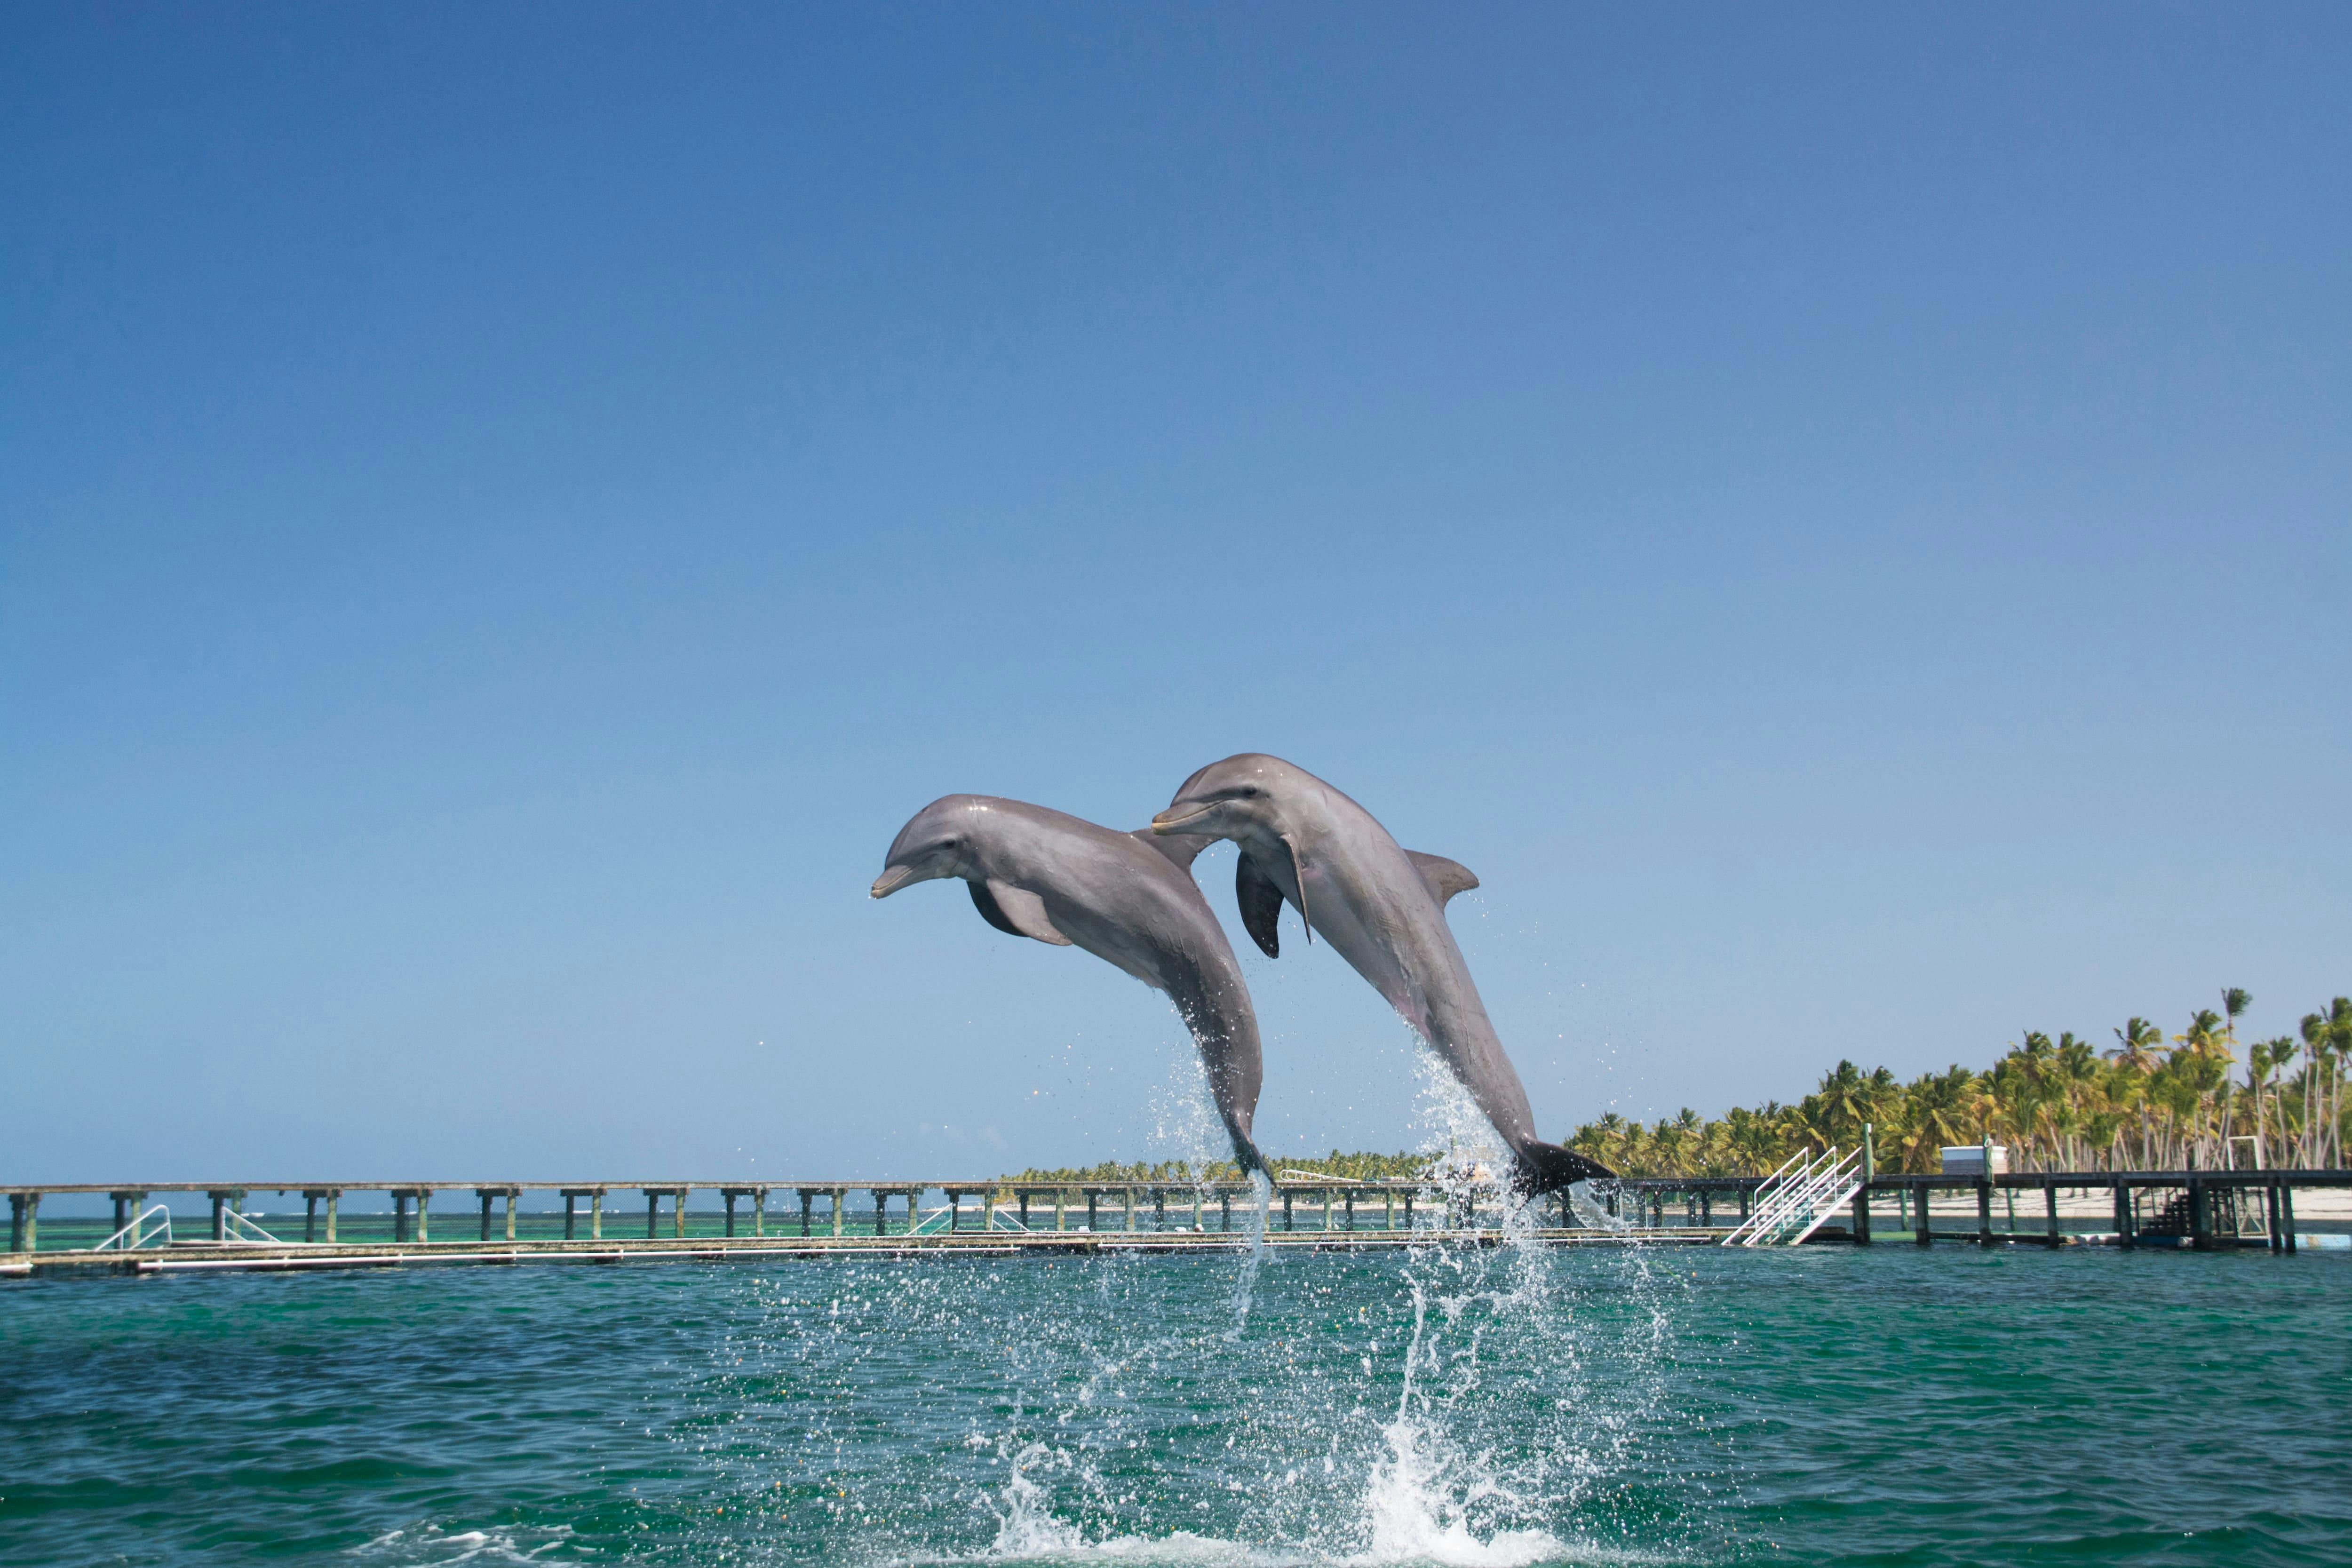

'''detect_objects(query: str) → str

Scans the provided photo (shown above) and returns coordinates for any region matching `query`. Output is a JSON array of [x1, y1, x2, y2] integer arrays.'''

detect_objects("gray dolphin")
[[871, 794, 1267, 1175], [1151, 754, 1610, 1194]]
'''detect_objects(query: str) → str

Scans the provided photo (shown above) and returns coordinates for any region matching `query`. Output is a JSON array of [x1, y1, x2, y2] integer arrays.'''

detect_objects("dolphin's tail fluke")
[[1229, 1130, 1268, 1178], [1512, 1139, 1614, 1194]]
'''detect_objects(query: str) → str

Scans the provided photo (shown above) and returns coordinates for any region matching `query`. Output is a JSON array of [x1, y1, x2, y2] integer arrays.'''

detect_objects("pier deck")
[[6, 1171, 2346, 1276]]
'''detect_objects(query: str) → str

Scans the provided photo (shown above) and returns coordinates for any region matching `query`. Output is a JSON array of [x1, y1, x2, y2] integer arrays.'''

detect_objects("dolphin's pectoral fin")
[[1234, 851, 1285, 958], [969, 879, 1025, 937], [1135, 828, 1213, 872], [971, 879, 1073, 946], [1279, 834, 1311, 944], [1406, 851, 1480, 909]]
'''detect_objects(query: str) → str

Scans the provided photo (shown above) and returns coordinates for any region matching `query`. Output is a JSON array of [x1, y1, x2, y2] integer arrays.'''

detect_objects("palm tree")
[[1898, 1066, 1978, 1172], [2219, 989, 2251, 1149], [2319, 998, 2352, 1169], [2247, 1037, 2292, 1165], [2054, 1033, 2099, 1167], [2110, 1017, 2164, 1073], [1812, 1060, 1876, 1153], [1724, 1106, 1780, 1176], [2299, 1012, 2330, 1168], [2109, 1018, 2164, 1163], [2223, 987, 2251, 1040]]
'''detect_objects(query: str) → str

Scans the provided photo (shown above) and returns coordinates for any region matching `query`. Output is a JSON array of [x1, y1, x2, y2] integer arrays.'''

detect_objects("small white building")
[[1939, 1145, 2009, 1176]]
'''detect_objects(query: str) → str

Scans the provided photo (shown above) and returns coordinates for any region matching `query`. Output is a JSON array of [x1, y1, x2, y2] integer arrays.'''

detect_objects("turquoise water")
[[2, 1242, 2345, 1566]]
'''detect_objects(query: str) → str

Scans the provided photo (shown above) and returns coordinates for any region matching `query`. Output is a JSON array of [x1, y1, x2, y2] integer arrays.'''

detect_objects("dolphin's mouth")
[[1150, 804, 1215, 833], [869, 865, 916, 898]]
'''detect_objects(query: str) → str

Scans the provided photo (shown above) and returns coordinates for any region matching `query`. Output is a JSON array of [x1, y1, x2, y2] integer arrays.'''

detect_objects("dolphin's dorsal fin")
[[1407, 851, 1480, 908], [1135, 828, 1212, 872], [970, 879, 1073, 946], [1234, 849, 1286, 958]]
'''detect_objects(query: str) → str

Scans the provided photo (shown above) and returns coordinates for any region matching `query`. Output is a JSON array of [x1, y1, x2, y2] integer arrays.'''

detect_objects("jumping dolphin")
[[1150, 754, 1610, 1194], [871, 795, 1267, 1175]]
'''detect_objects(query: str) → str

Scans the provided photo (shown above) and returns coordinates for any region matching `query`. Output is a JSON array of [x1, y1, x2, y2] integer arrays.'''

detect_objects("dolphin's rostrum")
[[872, 795, 1266, 1175], [1153, 754, 1611, 1194]]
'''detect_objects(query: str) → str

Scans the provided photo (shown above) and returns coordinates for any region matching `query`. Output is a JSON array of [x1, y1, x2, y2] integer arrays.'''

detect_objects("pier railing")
[[7, 1170, 2348, 1271]]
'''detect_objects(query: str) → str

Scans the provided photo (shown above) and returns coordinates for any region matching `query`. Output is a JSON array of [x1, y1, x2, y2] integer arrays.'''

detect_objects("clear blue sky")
[[5, 6, 2346, 1188]]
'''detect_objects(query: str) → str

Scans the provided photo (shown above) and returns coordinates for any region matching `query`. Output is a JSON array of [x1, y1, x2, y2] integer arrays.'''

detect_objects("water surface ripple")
[[2, 1245, 2344, 1566]]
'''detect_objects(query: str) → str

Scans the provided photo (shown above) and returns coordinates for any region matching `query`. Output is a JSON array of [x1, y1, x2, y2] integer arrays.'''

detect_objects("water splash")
[[989, 1442, 1090, 1557], [668, 1032, 1690, 1566], [1227, 1170, 1272, 1339], [1145, 1043, 1231, 1189], [1142, 1033, 1274, 1337]]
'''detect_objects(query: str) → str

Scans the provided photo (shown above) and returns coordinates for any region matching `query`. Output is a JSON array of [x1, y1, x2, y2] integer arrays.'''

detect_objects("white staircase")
[[1722, 1146, 1864, 1247]]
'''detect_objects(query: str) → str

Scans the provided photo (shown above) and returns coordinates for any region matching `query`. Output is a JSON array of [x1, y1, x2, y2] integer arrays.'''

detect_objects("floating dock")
[[4, 1170, 2345, 1277]]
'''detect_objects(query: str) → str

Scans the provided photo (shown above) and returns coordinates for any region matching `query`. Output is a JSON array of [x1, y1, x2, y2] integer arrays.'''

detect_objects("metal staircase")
[[1721, 1146, 1864, 1247]]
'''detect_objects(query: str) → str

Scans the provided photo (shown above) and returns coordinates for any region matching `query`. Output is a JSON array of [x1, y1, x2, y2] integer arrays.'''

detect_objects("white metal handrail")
[[1756, 1151, 1843, 1233], [93, 1203, 174, 1251], [1718, 1150, 1811, 1245], [219, 1209, 288, 1245], [1722, 1148, 1863, 1246], [1724, 1147, 1864, 1247], [1772, 1151, 1864, 1246], [1761, 1151, 1856, 1243]]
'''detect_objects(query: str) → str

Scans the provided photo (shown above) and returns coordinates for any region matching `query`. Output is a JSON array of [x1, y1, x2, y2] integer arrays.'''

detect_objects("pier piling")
[[7, 1170, 2339, 1266]]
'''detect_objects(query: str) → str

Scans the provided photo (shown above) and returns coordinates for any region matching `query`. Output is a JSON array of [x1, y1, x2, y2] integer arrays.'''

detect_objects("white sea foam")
[[345, 1522, 572, 1565]]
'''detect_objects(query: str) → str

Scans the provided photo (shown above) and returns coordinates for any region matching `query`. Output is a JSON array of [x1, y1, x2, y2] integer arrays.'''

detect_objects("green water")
[[2, 1242, 2344, 1566]]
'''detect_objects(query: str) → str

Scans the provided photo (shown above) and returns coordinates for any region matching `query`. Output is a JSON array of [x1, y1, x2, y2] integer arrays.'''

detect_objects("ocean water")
[[1, 1241, 2345, 1568]]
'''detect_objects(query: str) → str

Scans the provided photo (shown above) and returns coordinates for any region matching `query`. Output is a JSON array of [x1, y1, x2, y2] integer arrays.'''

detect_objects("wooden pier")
[[4, 1170, 2345, 1277]]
